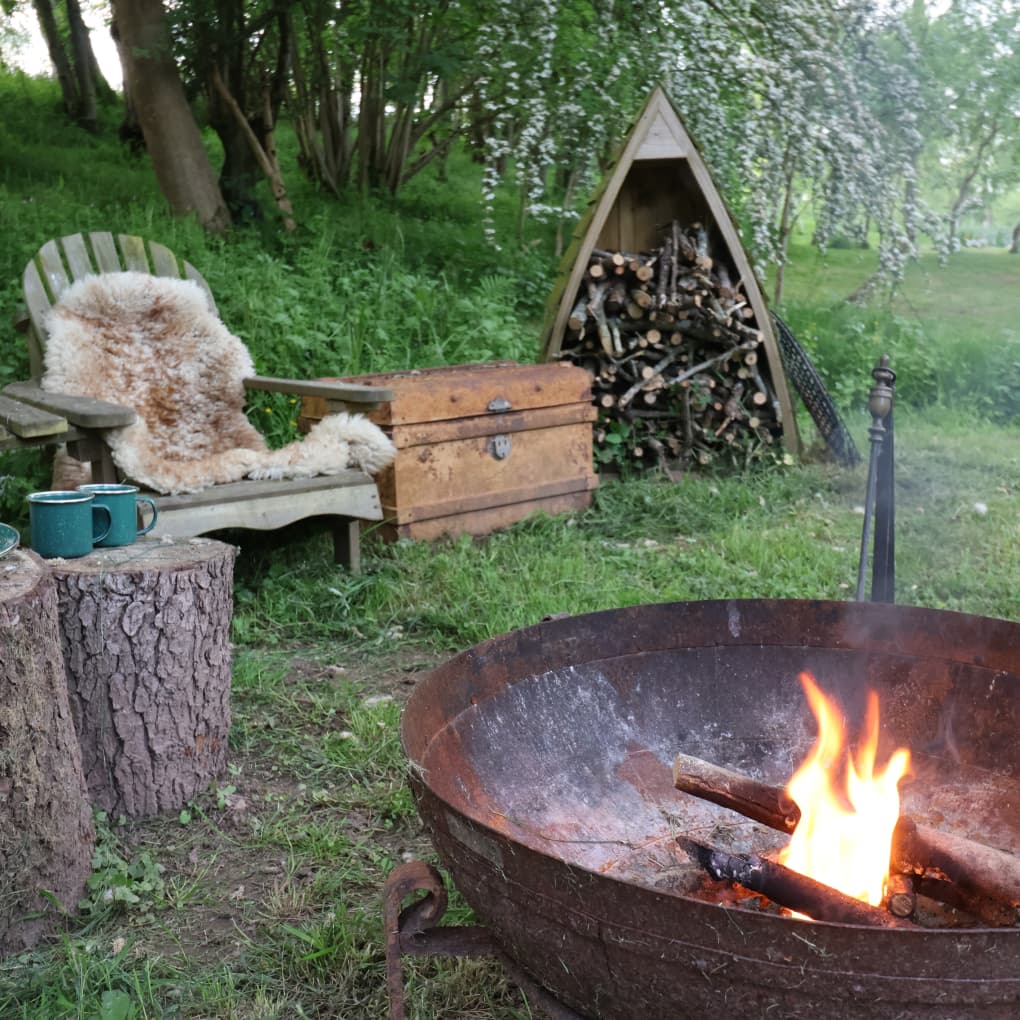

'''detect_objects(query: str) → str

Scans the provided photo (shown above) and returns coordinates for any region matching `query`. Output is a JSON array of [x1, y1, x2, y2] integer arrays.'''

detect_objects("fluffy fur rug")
[[43, 272, 396, 495]]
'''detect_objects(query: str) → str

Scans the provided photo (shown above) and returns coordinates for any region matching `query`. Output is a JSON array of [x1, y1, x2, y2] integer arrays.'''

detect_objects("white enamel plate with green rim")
[[0, 523, 20, 559]]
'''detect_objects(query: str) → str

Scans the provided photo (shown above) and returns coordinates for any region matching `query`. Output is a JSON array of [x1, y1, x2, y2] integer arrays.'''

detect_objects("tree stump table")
[[49, 537, 237, 818], [0, 549, 94, 956]]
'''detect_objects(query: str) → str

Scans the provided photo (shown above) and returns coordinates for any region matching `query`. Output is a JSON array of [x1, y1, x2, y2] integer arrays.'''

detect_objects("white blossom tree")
[[911, 0, 1020, 250]]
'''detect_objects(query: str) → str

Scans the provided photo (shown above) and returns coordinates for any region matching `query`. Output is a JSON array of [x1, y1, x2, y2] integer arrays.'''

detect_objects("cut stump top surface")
[[0, 548, 48, 604], [41, 536, 237, 576]]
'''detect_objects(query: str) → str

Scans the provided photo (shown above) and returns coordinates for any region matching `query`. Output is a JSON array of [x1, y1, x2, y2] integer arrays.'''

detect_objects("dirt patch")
[[282, 641, 446, 704], [106, 643, 450, 970]]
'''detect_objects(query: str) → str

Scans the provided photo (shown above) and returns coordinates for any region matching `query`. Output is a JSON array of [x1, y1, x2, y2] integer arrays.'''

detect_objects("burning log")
[[557, 221, 782, 470], [676, 835, 911, 928], [884, 873, 917, 919], [893, 817, 1020, 926], [673, 750, 1020, 926], [672, 752, 798, 834]]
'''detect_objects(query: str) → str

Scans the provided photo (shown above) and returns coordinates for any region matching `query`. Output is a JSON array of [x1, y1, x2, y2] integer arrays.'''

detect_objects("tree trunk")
[[111, 15, 144, 152], [32, 0, 79, 117], [111, 0, 230, 233], [357, 45, 387, 192], [213, 111, 266, 222], [0, 551, 95, 957], [65, 0, 98, 130], [947, 119, 999, 250], [773, 163, 798, 307], [289, 7, 355, 194], [51, 539, 236, 818], [210, 70, 296, 230], [1010, 221, 1020, 254]]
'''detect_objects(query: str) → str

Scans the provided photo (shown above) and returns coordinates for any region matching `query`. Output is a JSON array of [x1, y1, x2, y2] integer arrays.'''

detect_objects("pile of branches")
[[557, 221, 782, 470]]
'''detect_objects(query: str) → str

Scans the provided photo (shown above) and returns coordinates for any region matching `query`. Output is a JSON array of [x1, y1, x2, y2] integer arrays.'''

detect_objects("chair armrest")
[[2, 382, 136, 428], [0, 392, 67, 438], [243, 375, 394, 407]]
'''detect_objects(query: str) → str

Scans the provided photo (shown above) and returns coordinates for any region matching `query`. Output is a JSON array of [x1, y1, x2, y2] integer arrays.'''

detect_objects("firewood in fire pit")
[[676, 835, 914, 928], [892, 816, 1020, 927], [673, 749, 1020, 927], [672, 752, 800, 833], [884, 873, 917, 919]]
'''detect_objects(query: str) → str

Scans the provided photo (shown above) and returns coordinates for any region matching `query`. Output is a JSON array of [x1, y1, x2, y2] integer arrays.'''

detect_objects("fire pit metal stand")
[[856, 354, 897, 602], [383, 860, 584, 1020]]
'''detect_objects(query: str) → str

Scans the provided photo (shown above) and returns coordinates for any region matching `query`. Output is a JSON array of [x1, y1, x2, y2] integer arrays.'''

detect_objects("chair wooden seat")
[[10, 231, 394, 569]]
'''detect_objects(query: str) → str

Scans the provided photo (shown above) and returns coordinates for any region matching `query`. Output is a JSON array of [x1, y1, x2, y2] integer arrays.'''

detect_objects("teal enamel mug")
[[76, 483, 158, 547], [27, 490, 112, 558]]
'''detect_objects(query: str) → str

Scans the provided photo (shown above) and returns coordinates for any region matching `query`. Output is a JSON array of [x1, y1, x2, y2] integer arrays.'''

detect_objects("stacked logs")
[[557, 221, 780, 470]]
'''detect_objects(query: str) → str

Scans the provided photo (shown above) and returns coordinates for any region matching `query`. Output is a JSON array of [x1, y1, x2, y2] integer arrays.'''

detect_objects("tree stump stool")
[[0, 549, 94, 956], [50, 537, 237, 818]]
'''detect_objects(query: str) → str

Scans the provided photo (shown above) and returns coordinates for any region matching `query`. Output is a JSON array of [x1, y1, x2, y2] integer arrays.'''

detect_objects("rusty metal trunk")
[[402, 599, 1020, 1019]]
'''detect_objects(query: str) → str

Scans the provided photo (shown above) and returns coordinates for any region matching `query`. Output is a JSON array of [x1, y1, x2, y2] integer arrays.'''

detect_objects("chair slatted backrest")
[[22, 232, 217, 380]]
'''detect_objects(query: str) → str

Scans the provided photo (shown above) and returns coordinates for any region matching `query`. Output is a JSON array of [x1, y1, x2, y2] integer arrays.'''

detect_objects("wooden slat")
[[37, 239, 70, 299], [60, 234, 94, 280], [148, 241, 180, 278], [154, 470, 373, 510], [244, 375, 394, 404], [388, 474, 598, 525], [89, 231, 122, 272], [151, 472, 383, 538], [0, 426, 88, 453], [3, 382, 135, 428], [183, 262, 217, 314], [22, 261, 51, 379], [304, 363, 588, 427], [118, 234, 149, 272], [386, 403, 596, 449], [0, 393, 67, 438], [383, 489, 593, 543]]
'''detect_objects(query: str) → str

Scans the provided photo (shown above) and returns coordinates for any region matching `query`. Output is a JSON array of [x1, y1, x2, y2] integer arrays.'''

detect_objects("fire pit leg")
[[383, 860, 494, 1020], [382, 859, 588, 1020]]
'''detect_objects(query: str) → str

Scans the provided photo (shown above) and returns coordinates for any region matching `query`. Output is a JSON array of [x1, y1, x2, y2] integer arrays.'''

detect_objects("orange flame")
[[779, 671, 912, 907]]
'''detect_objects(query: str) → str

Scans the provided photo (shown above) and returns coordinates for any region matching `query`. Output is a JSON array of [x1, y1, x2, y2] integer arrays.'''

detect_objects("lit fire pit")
[[397, 599, 1020, 1018]]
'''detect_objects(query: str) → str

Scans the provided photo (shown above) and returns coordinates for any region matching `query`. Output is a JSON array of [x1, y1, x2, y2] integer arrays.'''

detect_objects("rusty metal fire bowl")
[[400, 599, 1020, 1019]]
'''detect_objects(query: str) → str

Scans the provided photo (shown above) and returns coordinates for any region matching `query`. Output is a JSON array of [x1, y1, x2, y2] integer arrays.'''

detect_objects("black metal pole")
[[870, 403, 896, 602], [856, 356, 896, 603]]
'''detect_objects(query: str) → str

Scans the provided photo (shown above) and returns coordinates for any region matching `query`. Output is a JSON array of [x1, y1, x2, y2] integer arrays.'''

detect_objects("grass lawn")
[[4, 403, 1019, 1018]]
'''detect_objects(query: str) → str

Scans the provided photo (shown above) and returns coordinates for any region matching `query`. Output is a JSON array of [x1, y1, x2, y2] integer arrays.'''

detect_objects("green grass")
[[3, 73, 1020, 1019]]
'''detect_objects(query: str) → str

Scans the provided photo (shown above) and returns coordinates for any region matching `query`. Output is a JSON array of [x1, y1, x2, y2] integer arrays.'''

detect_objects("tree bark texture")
[[110, 0, 230, 233], [0, 551, 95, 957], [65, 0, 98, 131], [32, 0, 79, 117], [50, 538, 237, 819]]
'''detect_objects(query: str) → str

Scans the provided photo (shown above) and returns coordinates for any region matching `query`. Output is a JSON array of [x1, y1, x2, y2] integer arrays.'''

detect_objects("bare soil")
[[110, 644, 449, 970]]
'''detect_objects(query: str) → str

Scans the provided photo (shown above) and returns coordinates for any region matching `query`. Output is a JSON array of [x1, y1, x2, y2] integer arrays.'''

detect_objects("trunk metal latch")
[[487, 396, 512, 413], [488, 435, 512, 460]]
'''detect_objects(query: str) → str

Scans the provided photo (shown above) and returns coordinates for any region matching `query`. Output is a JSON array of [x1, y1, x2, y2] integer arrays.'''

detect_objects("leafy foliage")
[[80, 813, 167, 923]]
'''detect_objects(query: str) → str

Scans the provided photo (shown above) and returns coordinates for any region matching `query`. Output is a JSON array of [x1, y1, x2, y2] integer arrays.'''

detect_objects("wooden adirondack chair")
[[4, 231, 394, 570]]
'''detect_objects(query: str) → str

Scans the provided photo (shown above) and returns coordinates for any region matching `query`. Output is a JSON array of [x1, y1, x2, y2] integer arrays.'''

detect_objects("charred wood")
[[677, 836, 913, 928]]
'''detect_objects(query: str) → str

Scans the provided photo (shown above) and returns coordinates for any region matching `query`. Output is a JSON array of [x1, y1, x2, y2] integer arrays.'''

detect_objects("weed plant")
[[2, 73, 1020, 1019]]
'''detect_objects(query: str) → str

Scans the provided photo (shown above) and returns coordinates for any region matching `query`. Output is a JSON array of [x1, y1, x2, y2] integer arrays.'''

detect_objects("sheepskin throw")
[[42, 272, 396, 495]]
